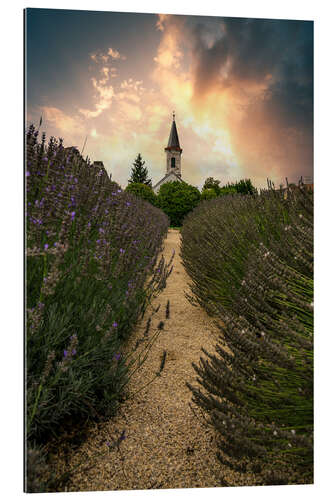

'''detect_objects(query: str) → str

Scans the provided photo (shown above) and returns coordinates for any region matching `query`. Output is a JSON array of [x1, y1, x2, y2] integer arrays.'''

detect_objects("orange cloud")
[[90, 47, 126, 64], [79, 75, 115, 118], [107, 47, 126, 60], [41, 106, 85, 137]]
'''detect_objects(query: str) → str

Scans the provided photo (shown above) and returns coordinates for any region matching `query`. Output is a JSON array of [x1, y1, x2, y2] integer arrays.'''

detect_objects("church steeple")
[[166, 112, 181, 150], [164, 112, 182, 177]]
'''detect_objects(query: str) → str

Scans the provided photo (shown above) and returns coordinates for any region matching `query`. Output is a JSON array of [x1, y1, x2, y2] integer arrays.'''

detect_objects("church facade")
[[152, 113, 185, 194]]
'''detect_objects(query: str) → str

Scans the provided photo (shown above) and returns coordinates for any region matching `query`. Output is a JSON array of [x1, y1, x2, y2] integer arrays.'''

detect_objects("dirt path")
[[66, 229, 225, 491]]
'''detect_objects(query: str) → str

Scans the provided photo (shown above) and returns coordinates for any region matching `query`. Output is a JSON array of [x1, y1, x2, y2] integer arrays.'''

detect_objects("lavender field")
[[182, 186, 313, 485], [25, 125, 171, 491]]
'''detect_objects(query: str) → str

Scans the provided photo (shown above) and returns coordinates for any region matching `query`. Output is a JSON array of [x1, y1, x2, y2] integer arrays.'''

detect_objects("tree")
[[156, 181, 201, 226], [233, 178, 257, 195], [125, 182, 156, 205], [203, 177, 221, 195], [219, 184, 238, 196], [201, 188, 218, 200], [128, 153, 152, 186], [219, 179, 257, 196]]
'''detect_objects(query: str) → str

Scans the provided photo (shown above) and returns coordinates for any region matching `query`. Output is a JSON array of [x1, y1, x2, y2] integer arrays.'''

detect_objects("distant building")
[[153, 113, 185, 194]]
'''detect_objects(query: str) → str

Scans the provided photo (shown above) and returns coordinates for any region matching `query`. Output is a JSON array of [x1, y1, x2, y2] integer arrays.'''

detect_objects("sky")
[[25, 8, 313, 189]]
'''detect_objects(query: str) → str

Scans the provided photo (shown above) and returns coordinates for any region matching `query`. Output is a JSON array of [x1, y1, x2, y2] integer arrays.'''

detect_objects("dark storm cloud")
[[191, 17, 313, 131]]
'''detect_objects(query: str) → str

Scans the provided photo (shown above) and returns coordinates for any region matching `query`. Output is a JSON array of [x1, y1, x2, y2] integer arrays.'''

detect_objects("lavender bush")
[[26, 125, 170, 453], [181, 186, 311, 310], [182, 186, 313, 485]]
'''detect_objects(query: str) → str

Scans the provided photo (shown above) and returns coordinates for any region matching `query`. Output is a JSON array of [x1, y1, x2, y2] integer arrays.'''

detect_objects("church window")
[[171, 157, 176, 168]]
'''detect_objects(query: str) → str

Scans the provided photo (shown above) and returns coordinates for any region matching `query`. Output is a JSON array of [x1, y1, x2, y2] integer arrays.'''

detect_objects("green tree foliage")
[[156, 181, 201, 226], [203, 176, 221, 194], [219, 178, 257, 196], [125, 182, 157, 205], [233, 178, 257, 195], [128, 153, 152, 186], [201, 188, 218, 200], [219, 185, 238, 196]]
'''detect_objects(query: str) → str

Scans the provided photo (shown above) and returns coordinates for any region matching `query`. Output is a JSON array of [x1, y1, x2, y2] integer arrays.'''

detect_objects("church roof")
[[152, 171, 184, 191], [165, 114, 182, 151]]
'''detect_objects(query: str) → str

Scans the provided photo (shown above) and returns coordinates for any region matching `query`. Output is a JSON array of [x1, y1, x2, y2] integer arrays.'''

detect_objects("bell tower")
[[164, 112, 182, 178]]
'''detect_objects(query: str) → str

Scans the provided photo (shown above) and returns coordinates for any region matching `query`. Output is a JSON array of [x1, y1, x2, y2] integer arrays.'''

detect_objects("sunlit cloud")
[[79, 76, 115, 119], [107, 47, 126, 60], [90, 47, 126, 64], [41, 106, 85, 137]]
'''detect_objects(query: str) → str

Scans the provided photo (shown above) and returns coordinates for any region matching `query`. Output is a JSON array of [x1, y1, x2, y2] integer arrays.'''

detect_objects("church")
[[152, 113, 185, 194]]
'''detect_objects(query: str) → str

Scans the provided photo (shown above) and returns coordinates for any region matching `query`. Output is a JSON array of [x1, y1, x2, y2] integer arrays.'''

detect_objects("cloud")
[[150, 15, 313, 187], [107, 47, 126, 60], [41, 106, 85, 137], [79, 72, 115, 119], [37, 16, 312, 190], [153, 15, 185, 69], [90, 47, 126, 64], [155, 14, 168, 32]]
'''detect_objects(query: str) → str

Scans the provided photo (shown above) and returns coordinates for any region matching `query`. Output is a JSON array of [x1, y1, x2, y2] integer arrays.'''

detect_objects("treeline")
[[181, 186, 313, 486], [125, 154, 256, 226]]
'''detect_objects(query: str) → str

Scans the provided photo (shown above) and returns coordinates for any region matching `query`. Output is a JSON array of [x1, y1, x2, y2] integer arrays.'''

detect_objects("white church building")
[[152, 113, 185, 194]]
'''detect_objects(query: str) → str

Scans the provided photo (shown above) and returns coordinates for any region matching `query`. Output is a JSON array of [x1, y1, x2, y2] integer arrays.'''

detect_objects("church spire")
[[164, 112, 182, 177], [166, 112, 181, 150]]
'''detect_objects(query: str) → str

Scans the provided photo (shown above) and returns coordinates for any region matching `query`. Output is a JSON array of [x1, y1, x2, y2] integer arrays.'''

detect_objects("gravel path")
[[64, 229, 228, 492]]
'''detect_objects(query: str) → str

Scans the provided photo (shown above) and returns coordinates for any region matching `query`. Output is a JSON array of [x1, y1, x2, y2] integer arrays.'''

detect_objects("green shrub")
[[218, 185, 238, 196], [183, 187, 313, 485], [201, 188, 218, 200], [202, 177, 221, 195], [156, 181, 201, 226], [125, 182, 157, 205]]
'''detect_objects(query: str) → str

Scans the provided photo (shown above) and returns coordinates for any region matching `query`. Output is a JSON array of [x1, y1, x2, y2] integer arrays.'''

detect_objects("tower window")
[[171, 157, 176, 168]]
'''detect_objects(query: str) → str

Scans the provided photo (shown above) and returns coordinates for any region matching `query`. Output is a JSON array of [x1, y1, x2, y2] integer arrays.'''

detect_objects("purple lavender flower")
[[113, 353, 121, 361], [112, 321, 118, 328], [120, 248, 125, 254], [71, 211, 76, 221], [126, 202, 131, 206], [72, 349, 77, 356], [64, 350, 69, 358], [44, 243, 49, 250], [26, 171, 30, 177]]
